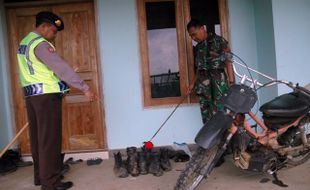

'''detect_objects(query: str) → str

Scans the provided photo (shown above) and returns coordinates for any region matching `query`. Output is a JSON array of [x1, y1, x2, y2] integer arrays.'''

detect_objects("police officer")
[[187, 19, 235, 124], [17, 11, 97, 190]]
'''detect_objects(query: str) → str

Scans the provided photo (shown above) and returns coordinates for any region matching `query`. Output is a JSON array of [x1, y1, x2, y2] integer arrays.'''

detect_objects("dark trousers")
[[25, 93, 63, 190]]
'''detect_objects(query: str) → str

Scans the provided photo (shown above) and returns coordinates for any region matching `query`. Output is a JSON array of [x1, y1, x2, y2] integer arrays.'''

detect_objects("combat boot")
[[126, 147, 139, 177], [113, 152, 128, 178], [148, 152, 163, 177], [142, 147, 152, 172], [160, 148, 172, 171], [142, 147, 152, 163], [138, 151, 148, 175]]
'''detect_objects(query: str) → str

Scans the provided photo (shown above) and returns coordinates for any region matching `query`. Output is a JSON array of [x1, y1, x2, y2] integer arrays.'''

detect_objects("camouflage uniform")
[[194, 32, 230, 123]]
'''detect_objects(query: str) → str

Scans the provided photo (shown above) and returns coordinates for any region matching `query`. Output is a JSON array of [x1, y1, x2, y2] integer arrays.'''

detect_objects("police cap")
[[36, 11, 64, 31]]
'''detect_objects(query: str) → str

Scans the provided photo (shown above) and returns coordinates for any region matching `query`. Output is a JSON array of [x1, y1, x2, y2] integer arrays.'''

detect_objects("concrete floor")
[[0, 158, 309, 190]]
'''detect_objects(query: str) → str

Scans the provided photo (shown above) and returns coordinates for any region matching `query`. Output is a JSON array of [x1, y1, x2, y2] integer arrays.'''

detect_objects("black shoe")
[[170, 150, 190, 162], [61, 163, 70, 175], [34, 175, 64, 186], [126, 147, 139, 177], [148, 152, 163, 177], [0, 153, 18, 176], [34, 179, 41, 186], [160, 148, 172, 171], [54, 181, 73, 190], [86, 158, 103, 166], [16, 160, 33, 167], [113, 152, 128, 178], [138, 151, 148, 175]]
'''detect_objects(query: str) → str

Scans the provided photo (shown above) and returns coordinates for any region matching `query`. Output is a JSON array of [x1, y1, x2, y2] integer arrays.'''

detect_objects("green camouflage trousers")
[[195, 70, 229, 124]]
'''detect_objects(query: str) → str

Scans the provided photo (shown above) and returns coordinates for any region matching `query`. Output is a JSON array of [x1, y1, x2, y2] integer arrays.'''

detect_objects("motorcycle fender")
[[195, 111, 234, 149]]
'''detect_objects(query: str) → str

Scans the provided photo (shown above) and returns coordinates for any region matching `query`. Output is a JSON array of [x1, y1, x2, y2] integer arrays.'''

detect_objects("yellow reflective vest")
[[17, 32, 69, 96]]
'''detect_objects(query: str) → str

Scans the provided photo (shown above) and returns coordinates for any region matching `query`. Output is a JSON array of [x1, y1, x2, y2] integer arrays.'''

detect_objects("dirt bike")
[[174, 56, 310, 190]]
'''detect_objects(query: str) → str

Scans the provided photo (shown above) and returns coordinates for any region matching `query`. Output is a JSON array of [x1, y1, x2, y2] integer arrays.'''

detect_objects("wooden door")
[[6, 1, 106, 154]]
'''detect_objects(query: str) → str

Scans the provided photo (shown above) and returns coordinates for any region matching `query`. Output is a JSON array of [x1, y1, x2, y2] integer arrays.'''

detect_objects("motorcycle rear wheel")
[[174, 146, 219, 190], [287, 118, 310, 166]]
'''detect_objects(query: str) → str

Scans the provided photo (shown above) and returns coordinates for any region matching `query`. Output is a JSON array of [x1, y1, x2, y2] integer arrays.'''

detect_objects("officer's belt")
[[23, 81, 69, 97]]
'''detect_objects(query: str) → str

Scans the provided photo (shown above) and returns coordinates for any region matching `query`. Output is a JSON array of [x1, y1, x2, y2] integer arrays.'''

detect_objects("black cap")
[[36, 11, 64, 31]]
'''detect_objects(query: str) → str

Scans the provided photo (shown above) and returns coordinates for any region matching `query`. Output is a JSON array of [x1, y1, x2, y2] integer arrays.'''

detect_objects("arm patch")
[[48, 47, 55, 53]]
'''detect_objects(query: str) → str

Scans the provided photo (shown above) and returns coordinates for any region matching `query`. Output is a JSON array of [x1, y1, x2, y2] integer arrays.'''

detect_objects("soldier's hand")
[[84, 90, 99, 102], [187, 84, 194, 95], [228, 81, 235, 87]]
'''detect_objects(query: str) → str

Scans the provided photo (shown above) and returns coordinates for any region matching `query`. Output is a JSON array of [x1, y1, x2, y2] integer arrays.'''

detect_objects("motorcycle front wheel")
[[174, 145, 219, 190]]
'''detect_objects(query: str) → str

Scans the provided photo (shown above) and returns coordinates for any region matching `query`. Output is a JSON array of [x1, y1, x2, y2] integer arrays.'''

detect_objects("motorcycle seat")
[[262, 115, 298, 128], [260, 92, 309, 117]]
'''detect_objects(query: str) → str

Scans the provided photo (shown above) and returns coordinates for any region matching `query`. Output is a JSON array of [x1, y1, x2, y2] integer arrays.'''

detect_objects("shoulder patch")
[[48, 47, 55, 53]]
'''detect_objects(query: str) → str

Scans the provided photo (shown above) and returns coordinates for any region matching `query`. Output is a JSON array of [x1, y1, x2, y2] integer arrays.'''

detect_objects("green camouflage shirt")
[[194, 32, 229, 70]]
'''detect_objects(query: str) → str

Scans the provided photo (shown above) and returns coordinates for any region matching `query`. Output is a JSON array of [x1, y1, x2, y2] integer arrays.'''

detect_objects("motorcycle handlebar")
[[295, 85, 310, 99], [232, 60, 310, 98], [259, 80, 310, 99]]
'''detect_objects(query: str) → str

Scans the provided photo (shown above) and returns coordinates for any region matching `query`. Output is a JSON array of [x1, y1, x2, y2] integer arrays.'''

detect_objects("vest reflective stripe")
[[23, 81, 69, 97], [25, 36, 42, 75], [23, 83, 43, 96], [58, 81, 70, 92], [17, 45, 27, 54], [17, 32, 70, 96]]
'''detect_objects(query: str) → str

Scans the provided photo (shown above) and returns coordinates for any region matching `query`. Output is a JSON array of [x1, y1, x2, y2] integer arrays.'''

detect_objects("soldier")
[[187, 19, 235, 124], [17, 11, 97, 190]]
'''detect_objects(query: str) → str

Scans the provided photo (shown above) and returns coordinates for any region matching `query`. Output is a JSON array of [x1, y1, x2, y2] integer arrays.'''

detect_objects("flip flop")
[[86, 158, 103, 166]]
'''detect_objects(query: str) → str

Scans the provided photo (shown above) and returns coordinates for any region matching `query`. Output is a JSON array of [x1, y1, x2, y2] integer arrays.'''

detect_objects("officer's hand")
[[84, 90, 99, 102]]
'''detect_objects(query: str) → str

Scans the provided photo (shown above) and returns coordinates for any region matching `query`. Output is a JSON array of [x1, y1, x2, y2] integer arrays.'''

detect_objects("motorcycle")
[[174, 55, 310, 190]]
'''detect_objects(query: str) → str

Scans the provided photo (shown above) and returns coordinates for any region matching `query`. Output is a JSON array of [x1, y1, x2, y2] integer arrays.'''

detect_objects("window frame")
[[137, 0, 229, 107]]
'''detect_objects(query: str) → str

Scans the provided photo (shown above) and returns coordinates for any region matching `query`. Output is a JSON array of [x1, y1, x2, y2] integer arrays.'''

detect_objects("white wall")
[[96, 0, 202, 149], [272, 0, 310, 94], [228, 0, 258, 71], [254, 0, 278, 104]]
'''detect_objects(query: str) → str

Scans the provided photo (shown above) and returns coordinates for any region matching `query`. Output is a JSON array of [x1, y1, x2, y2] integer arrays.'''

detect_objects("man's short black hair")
[[187, 19, 204, 31]]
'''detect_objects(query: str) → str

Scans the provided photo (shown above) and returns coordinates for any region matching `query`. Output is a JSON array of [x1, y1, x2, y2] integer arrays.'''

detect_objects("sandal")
[[86, 158, 103, 166]]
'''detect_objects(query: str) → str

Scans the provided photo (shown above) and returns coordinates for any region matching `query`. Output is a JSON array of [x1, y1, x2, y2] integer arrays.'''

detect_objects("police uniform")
[[194, 32, 230, 123], [17, 12, 88, 190]]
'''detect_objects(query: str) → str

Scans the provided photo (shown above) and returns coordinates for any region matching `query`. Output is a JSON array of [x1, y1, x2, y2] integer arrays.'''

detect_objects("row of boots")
[[114, 147, 172, 178]]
